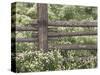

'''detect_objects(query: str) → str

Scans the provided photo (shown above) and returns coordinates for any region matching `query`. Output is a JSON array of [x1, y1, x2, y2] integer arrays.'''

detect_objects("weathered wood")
[[48, 20, 97, 27], [13, 20, 97, 27], [16, 38, 37, 42], [18, 31, 96, 38], [49, 44, 97, 50], [48, 31, 97, 37], [37, 4, 48, 51], [16, 38, 63, 42], [16, 26, 37, 31], [16, 26, 58, 32]]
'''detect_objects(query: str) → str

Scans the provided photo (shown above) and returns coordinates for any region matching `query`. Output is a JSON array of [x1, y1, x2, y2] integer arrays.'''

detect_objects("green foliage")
[[16, 50, 97, 72], [11, 2, 97, 72], [48, 5, 97, 20], [16, 42, 37, 53]]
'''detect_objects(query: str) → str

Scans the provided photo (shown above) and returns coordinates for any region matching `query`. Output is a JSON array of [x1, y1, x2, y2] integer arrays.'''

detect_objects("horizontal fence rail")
[[48, 20, 97, 27], [49, 44, 97, 50], [48, 31, 97, 37], [30, 31, 97, 37], [16, 26, 37, 31], [16, 38, 37, 42], [16, 26, 58, 32]]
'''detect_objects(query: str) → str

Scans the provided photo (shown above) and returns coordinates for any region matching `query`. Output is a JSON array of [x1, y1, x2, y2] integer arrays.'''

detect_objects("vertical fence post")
[[37, 3, 48, 51]]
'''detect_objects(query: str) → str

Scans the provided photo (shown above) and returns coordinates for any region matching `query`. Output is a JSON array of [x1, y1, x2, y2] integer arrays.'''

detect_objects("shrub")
[[16, 50, 97, 72]]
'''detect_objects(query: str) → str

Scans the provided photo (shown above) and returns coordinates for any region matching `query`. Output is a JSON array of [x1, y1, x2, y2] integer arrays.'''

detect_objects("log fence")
[[12, 3, 97, 51]]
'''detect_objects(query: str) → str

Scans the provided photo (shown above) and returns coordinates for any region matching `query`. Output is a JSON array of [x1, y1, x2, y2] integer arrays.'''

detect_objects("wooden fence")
[[14, 3, 97, 51]]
